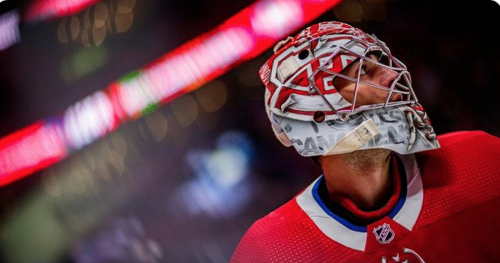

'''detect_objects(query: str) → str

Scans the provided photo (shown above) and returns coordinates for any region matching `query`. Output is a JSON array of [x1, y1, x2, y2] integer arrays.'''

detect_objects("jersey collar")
[[295, 154, 423, 251]]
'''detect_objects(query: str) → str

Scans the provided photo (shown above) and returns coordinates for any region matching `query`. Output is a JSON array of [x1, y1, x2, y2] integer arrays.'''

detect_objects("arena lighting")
[[0, 122, 67, 186], [0, 10, 20, 51], [24, 0, 101, 22], [251, 0, 304, 38], [0, 0, 342, 187], [113, 27, 254, 118]]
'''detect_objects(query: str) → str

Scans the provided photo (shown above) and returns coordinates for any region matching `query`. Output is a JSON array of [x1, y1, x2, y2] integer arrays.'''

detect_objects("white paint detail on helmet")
[[273, 36, 294, 53], [277, 56, 301, 82], [341, 55, 357, 68], [314, 37, 327, 52], [265, 88, 292, 147], [274, 106, 440, 156], [280, 94, 297, 112], [270, 41, 310, 84], [284, 93, 351, 113]]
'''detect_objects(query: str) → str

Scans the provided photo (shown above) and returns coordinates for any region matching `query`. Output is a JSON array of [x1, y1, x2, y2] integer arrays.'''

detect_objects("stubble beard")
[[341, 148, 392, 173]]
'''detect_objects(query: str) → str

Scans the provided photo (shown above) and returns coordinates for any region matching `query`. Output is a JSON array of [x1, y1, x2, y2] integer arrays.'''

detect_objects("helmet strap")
[[325, 119, 380, 155]]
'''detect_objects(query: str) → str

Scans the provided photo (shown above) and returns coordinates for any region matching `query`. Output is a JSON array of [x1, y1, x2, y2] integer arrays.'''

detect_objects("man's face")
[[333, 54, 402, 106]]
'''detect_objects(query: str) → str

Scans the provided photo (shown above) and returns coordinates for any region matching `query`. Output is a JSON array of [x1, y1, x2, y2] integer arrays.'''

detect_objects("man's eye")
[[360, 65, 368, 75]]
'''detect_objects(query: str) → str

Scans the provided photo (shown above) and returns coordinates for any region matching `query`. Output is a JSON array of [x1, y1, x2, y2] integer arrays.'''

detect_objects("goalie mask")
[[260, 21, 439, 156]]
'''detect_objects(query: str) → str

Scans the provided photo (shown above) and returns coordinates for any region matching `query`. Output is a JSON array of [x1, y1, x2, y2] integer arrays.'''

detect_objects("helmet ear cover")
[[270, 114, 292, 147], [265, 88, 292, 147]]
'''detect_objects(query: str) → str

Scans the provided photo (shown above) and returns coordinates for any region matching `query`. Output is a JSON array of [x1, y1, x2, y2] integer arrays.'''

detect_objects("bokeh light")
[[251, 0, 304, 38], [195, 80, 228, 113], [333, 0, 363, 22], [171, 95, 199, 128], [144, 111, 168, 142], [0, 10, 20, 51], [361, 1, 387, 21], [56, 0, 136, 47]]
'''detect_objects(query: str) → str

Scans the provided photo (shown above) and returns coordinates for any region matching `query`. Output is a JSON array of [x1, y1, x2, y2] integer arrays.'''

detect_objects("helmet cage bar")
[[383, 71, 413, 108], [351, 57, 362, 112], [317, 67, 412, 94], [371, 34, 419, 104], [304, 45, 344, 114], [305, 36, 417, 116]]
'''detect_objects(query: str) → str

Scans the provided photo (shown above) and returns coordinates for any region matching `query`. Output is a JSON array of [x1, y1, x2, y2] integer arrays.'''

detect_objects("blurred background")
[[0, 0, 499, 262]]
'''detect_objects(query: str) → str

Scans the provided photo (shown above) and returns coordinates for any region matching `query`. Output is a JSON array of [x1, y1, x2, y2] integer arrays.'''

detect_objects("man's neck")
[[320, 149, 393, 211]]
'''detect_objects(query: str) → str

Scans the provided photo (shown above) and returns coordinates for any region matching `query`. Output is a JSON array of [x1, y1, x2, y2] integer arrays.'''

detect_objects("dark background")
[[0, 0, 499, 262]]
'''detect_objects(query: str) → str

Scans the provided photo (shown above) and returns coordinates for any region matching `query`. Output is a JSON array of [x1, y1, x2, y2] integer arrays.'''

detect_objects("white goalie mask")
[[260, 21, 439, 156]]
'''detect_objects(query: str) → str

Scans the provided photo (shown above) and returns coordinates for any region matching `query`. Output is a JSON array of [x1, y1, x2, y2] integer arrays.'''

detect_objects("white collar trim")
[[295, 154, 423, 251]]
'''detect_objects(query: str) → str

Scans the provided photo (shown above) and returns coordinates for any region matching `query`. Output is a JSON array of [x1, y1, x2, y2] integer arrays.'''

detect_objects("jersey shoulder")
[[435, 130, 500, 148], [417, 130, 500, 163], [230, 198, 309, 263], [414, 130, 500, 228], [231, 194, 354, 263]]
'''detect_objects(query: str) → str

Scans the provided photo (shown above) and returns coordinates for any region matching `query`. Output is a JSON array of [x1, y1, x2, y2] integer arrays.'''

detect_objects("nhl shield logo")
[[373, 223, 395, 244]]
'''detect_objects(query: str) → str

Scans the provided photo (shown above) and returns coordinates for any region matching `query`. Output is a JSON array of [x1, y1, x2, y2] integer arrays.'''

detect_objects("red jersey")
[[231, 131, 500, 263]]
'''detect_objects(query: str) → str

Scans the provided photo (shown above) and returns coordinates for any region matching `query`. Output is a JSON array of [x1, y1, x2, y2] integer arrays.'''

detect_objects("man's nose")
[[373, 65, 399, 88]]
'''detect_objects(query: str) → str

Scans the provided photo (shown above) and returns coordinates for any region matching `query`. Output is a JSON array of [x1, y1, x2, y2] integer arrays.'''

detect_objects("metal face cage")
[[306, 35, 418, 120]]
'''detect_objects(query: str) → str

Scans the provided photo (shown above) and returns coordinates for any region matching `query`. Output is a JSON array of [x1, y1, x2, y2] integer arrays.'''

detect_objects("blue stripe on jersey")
[[311, 154, 408, 232], [312, 176, 368, 232]]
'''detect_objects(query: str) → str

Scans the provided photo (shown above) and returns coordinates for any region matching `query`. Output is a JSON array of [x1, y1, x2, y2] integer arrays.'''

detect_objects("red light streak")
[[0, 122, 67, 186], [24, 0, 101, 22], [0, 0, 341, 187]]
